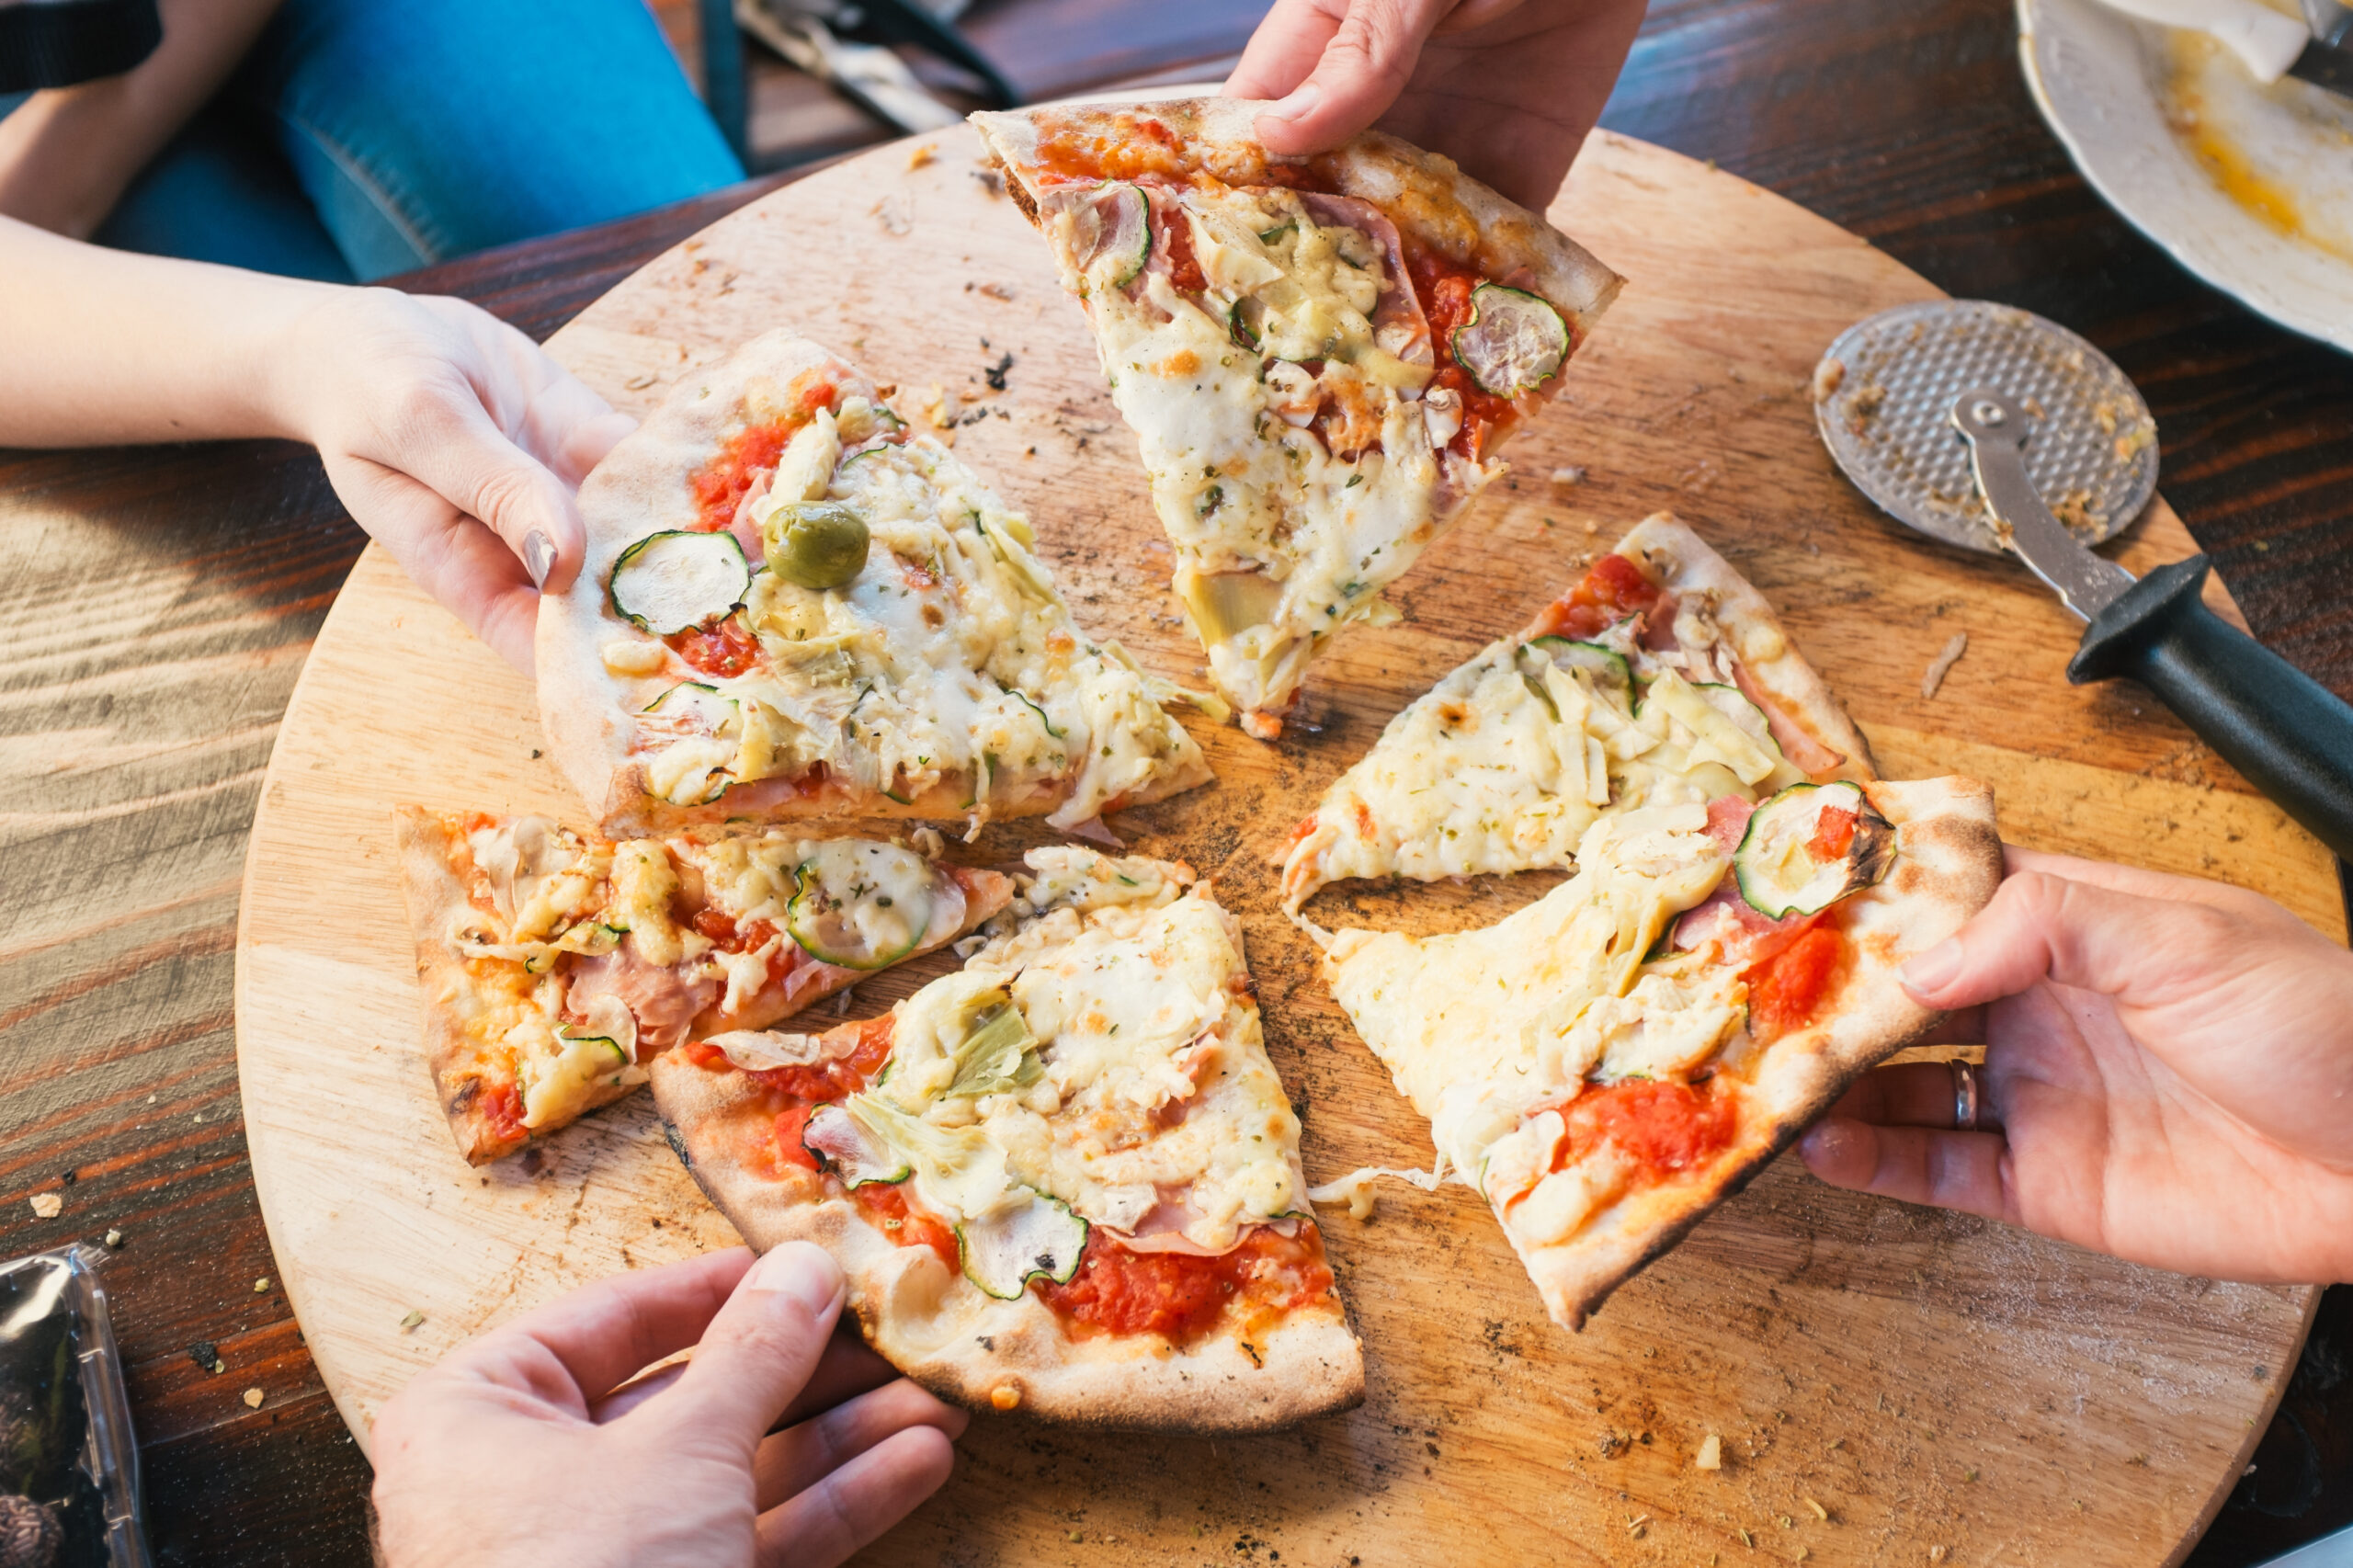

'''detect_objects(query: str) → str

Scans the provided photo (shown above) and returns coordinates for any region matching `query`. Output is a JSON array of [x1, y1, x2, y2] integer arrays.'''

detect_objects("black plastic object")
[[0, 1246, 148, 1568], [2069, 554, 2353, 860], [849, 0, 1017, 109]]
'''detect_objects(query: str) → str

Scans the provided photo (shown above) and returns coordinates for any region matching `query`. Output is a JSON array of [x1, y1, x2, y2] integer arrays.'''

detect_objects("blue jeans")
[[8, 0, 744, 281]]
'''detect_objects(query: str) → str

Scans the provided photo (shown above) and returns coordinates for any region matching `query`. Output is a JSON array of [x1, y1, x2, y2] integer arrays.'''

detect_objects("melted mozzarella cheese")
[[631, 436, 1201, 829], [1324, 805, 1737, 1210], [1061, 186, 1487, 723], [852, 850, 1302, 1253], [1283, 620, 1809, 909]]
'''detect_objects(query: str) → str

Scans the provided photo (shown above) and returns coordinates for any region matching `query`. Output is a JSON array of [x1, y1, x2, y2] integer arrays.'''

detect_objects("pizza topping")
[[602, 640, 667, 676], [944, 990, 1044, 1097], [1526, 635, 1633, 709], [957, 1192, 1089, 1299], [1066, 182, 1152, 290], [1035, 1225, 1336, 1344], [631, 434, 1204, 831], [1451, 284, 1569, 399], [1733, 782, 1894, 919], [784, 841, 937, 970], [706, 1028, 843, 1071], [801, 1102, 912, 1187], [1531, 553, 1662, 641], [1745, 923, 1844, 1040], [608, 530, 752, 637], [763, 500, 871, 591]]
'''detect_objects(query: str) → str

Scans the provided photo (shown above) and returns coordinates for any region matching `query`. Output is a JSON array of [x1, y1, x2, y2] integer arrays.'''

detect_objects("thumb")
[[1897, 869, 2229, 1013], [1252, 0, 1453, 154], [654, 1243, 846, 1457]]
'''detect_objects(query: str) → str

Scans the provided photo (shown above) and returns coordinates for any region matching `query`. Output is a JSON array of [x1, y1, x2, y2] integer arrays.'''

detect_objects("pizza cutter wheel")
[[1813, 299, 2353, 861]]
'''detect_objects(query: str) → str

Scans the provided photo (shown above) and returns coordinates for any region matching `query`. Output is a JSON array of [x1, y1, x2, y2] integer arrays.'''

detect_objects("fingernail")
[[1902, 938, 1962, 995], [1264, 81, 1321, 123], [522, 530, 553, 587], [747, 1242, 843, 1318]]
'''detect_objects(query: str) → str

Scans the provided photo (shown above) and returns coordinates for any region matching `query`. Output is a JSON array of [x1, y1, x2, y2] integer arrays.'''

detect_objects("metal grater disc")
[[1813, 301, 2157, 555]]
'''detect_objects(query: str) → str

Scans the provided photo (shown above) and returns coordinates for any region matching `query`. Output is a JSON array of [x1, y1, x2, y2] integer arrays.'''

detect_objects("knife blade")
[[1949, 390, 2136, 620]]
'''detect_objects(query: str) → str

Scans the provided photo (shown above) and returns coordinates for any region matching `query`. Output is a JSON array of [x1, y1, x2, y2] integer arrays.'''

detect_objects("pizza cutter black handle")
[[2069, 554, 2353, 859]]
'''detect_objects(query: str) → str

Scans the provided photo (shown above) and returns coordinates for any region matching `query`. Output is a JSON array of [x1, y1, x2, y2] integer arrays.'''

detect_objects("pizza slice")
[[1322, 778, 2000, 1329], [395, 808, 1013, 1165], [1281, 514, 1873, 911], [649, 846, 1363, 1429], [539, 332, 1212, 837], [972, 98, 1621, 738]]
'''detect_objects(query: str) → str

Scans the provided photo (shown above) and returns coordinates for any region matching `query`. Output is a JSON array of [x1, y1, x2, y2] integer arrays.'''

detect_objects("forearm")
[[0, 214, 327, 447], [0, 0, 284, 237]]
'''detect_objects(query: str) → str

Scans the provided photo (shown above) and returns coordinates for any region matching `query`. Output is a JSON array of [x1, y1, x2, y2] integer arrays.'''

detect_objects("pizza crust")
[[650, 1051, 1366, 1431], [1506, 777, 2002, 1327], [971, 97, 1622, 335], [1609, 512, 1876, 779]]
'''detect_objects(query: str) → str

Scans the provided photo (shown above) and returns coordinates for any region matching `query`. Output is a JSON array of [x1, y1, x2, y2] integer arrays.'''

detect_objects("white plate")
[[2018, 0, 2353, 353]]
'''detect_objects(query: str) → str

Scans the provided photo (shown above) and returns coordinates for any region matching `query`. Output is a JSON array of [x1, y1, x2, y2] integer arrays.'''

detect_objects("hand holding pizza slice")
[[972, 99, 1620, 738]]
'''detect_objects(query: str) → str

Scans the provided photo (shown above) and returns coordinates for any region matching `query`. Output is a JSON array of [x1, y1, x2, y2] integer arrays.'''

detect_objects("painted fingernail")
[[522, 530, 553, 587], [1264, 81, 1322, 122], [747, 1242, 844, 1317], [1901, 938, 1961, 994]]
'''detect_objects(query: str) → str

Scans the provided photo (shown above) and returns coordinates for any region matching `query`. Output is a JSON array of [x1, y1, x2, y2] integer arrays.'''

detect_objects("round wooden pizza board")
[[235, 119, 2340, 1566]]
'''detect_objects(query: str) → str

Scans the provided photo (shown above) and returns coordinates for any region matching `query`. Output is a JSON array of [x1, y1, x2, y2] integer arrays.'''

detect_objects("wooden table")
[[0, 1, 2347, 1562]]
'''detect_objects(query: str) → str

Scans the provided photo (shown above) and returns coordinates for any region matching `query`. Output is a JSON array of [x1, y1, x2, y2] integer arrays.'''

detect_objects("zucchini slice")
[[1527, 635, 1633, 708], [1733, 780, 1896, 918], [1075, 183, 1152, 290], [608, 529, 751, 636], [786, 841, 938, 971], [641, 681, 737, 731], [957, 1191, 1088, 1300], [1451, 284, 1569, 399], [802, 1103, 912, 1187]]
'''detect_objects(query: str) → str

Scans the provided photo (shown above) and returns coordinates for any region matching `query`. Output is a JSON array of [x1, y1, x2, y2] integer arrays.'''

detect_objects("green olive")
[[766, 501, 871, 590]]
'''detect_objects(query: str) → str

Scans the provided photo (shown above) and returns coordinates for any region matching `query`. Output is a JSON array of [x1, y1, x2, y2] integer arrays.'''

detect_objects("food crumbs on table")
[[254, 1278, 271, 1293], [1928, 1548, 1949, 1563], [28, 1194, 60, 1219], [1738, 1528, 1755, 1548], [1812, 358, 1845, 402], [243, 1389, 265, 1409], [2127, 1451, 2150, 1466], [1696, 1433, 1723, 1471], [103, 1229, 122, 1249], [1920, 630, 1969, 698], [187, 1341, 220, 1373], [1550, 465, 1586, 486], [1776, 1514, 1794, 1529], [1802, 1496, 1830, 1522], [400, 1310, 426, 1332], [1962, 1467, 1979, 1483]]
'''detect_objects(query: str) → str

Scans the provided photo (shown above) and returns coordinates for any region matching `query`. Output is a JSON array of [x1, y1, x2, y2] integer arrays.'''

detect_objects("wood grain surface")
[[6, 2, 2352, 1563], [235, 122, 2338, 1568]]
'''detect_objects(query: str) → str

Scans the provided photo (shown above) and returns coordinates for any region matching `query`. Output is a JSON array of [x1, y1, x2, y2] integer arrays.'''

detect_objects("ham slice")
[[1730, 661, 1847, 774], [1295, 191, 1433, 369], [567, 948, 720, 1054]]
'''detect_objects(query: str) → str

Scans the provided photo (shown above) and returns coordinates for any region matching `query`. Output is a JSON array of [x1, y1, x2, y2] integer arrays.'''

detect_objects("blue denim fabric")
[[9, 0, 744, 281]]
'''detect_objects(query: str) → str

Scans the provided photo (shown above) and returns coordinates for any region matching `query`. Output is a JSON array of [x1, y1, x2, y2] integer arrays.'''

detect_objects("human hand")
[[1225, 0, 1649, 210], [266, 288, 635, 674], [370, 1245, 966, 1568], [1800, 846, 2353, 1285]]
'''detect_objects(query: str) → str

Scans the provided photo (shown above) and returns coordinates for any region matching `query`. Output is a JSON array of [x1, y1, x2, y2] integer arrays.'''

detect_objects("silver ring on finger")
[[1949, 1058, 1980, 1132]]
